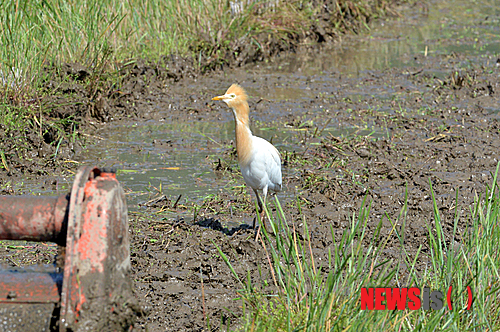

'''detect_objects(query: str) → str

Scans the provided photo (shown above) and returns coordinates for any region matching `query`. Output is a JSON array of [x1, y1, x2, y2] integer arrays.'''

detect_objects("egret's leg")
[[252, 188, 263, 229], [260, 187, 269, 233], [251, 188, 270, 234], [260, 195, 267, 233]]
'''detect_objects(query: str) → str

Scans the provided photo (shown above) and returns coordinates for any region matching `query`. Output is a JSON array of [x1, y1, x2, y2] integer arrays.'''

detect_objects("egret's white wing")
[[241, 136, 282, 193]]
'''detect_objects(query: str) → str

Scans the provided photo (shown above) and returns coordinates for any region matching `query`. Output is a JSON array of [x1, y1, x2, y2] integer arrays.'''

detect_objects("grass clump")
[[216, 163, 500, 331], [1, 0, 402, 79]]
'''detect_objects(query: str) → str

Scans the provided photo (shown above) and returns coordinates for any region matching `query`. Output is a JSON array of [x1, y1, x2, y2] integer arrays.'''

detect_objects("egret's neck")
[[232, 106, 253, 166]]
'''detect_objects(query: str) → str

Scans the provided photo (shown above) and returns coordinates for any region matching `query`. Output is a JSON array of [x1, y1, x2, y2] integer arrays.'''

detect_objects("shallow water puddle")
[[82, 117, 303, 211], [255, 0, 500, 77], [84, 120, 231, 208], [79, 116, 386, 215]]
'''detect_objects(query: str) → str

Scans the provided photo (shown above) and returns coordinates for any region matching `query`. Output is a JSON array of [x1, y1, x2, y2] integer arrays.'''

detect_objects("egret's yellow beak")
[[212, 95, 225, 101]]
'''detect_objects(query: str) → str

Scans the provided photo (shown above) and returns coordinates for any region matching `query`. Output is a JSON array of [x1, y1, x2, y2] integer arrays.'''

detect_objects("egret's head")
[[212, 84, 248, 109]]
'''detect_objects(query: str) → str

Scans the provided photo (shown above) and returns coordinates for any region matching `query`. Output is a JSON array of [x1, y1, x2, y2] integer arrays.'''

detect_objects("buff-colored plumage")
[[212, 84, 282, 231], [225, 84, 248, 101]]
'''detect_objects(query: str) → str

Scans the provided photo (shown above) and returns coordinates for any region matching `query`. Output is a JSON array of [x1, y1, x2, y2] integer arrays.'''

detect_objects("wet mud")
[[1, 0, 500, 330], [126, 52, 499, 330]]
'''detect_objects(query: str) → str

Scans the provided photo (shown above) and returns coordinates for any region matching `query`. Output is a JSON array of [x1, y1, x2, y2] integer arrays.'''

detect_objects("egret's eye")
[[230, 93, 236, 98]]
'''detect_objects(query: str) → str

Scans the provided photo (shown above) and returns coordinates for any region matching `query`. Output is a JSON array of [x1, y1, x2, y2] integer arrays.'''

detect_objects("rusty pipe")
[[0, 194, 69, 244]]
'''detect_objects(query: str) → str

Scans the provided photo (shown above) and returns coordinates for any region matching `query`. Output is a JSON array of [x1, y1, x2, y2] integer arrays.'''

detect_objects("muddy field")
[[1, 0, 500, 331], [123, 54, 499, 331]]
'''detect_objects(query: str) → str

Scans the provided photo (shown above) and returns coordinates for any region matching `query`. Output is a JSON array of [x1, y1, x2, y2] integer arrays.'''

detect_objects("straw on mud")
[[258, 227, 279, 291], [173, 194, 182, 209], [7, 257, 19, 267], [200, 264, 207, 326], [316, 118, 331, 138], [0, 150, 8, 172]]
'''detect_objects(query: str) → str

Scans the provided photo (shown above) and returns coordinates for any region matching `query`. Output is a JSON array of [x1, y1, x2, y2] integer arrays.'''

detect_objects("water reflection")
[[253, 0, 500, 76]]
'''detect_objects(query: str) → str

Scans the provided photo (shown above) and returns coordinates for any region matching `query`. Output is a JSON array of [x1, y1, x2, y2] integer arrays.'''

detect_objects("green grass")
[[0, 0, 397, 76], [0, 0, 406, 167], [0, 0, 309, 95], [215, 163, 500, 331]]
